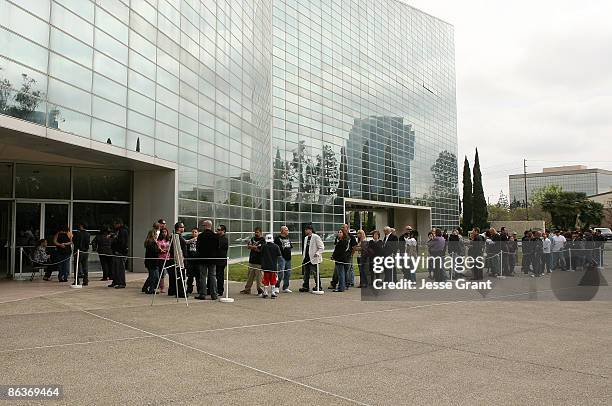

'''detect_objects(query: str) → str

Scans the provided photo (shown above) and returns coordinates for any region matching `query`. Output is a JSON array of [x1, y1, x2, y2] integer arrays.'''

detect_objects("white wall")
[[132, 169, 177, 271]]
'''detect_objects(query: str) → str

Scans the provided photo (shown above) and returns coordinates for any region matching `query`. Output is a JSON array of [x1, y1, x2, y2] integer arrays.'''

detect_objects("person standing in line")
[[240, 227, 265, 296], [260, 234, 282, 298], [355, 229, 370, 287], [551, 230, 566, 270], [274, 226, 293, 294], [531, 231, 544, 277], [185, 227, 199, 295], [469, 227, 485, 280], [382, 226, 399, 282], [521, 230, 533, 274], [368, 230, 384, 285], [142, 229, 160, 294], [299, 224, 324, 292], [542, 231, 552, 274], [329, 223, 357, 290], [92, 226, 113, 281], [195, 220, 218, 300], [427, 228, 447, 282], [72, 223, 91, 285], [215, 224, 229, 297], [488, 228, 503, 277], [156, 228, 171, 293], [331, 228, 351, 292], [447, 228, 465, 279], [507, 232, 518, 276], [109, 219, 128, 289], [53, 224, 73, 283]]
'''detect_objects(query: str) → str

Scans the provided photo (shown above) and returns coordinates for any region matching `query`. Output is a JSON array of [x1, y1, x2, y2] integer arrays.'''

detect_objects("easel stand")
[[151, 233, 189, 306]]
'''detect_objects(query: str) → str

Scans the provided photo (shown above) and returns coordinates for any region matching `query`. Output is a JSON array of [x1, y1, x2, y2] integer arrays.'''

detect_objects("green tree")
[[540, 190, 586, 230], [497, 190, 509, 208], [531, 184, 563, 206], [471, 149, 489, 229], [461, 157, 472, 231], [578, 200, 604, 228]]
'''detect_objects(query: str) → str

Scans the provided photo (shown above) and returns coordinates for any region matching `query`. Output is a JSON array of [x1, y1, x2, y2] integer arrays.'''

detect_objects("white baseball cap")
[[265, 234, 274, 242]]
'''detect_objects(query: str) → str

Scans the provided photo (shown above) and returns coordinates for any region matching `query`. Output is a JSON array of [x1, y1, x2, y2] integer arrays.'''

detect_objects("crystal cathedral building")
[[0, 0, 457, 277]]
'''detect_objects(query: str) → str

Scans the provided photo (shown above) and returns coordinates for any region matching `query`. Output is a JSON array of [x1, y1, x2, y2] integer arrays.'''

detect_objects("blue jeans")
[[58, 255, 70, 281], [144, 264, 160, 292], [275, 257, 291, 290], [335, 263, 349, 291], [358, 256, 368, 287], [347, 262, 355, 286]]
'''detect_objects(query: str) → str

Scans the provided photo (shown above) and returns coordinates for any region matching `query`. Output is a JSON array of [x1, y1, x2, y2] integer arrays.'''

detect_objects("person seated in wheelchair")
[[33, 239, 50, 265]]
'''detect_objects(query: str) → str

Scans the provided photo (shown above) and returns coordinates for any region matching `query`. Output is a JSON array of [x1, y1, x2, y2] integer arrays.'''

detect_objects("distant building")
[[588, 191, 612, 228], [509, 166, 612, 206]]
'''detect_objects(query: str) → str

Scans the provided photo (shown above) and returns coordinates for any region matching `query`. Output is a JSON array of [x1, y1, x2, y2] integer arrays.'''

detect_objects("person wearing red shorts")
[[261, 234, 281, 299]]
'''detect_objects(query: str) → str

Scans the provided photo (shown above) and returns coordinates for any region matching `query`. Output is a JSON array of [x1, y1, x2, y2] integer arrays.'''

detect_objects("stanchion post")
[[568, 248, 572, 271], [19, 247, 23, 277], [220, 256, 234, 303], [313, 262, 324, 295], [71, 249, 82, 289]]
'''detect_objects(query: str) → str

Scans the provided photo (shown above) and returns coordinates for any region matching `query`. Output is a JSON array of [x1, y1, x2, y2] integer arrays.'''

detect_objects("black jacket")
[[144, 240, 160, 269], [332, 237, 351, 263], [369, 240, 384, 258], [92, 234, 112, 255], [260, 242, 281, 272], [111, 226, 129, 255], [197, 229, 218, 263], [382, 234, 398, 257], [217, 234, 229, 265], [248, 236, 265, 264], [73, 230, 91, 253], [468, 235, 485, 257]]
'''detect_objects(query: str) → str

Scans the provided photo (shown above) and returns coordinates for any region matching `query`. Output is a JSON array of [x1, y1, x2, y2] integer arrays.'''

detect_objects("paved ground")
[[1, 272, 611, 405]]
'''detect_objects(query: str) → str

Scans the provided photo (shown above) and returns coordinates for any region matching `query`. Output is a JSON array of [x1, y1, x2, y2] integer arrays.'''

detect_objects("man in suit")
[[195, 220, 218, 300], [215, 224, 229, 297], [299, 224, 324, 292], [382, 226, 399, 282]]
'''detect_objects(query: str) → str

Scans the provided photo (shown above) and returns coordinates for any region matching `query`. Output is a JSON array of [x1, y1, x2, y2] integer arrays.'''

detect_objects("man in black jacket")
[[274, 226, 293, 294], [196, 220, 218, 300], [110, 218, 129, 289], [382, 226, 399, 282], [72, 223, 91, 285], [261, 234, 282, 298], [215, 224, 229, 297], [521, 230, 533, 274]]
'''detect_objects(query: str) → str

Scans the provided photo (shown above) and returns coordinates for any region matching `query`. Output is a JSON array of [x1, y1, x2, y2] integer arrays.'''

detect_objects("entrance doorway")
[[0, 201, 11, 278], [13, 202, 69, 278]]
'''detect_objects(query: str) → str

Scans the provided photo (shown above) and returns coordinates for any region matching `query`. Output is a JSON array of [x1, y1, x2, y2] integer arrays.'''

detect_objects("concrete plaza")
[[1, 273, 610, 405]]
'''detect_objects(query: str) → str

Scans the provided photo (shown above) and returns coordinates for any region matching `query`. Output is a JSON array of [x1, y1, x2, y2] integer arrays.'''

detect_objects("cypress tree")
[[461, 156, 473, 232], [472, 149, 489, 229]]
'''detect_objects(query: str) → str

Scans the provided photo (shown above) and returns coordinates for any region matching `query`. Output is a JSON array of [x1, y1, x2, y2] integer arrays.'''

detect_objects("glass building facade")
[[1, 0, 458, 263], [509, 168, 612, 205]]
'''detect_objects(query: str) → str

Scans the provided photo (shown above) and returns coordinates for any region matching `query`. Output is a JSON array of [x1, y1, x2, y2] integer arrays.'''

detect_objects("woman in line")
[[157, 228, 171, 293], [355, 230, 370, 288], [368, 230, 384, 285], [142, 229, 160, 294], [331, 228, 351, 292], [53, 225, 73, 282]]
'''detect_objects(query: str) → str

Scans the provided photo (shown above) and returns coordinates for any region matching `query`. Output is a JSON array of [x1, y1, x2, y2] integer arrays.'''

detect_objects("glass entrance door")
[[13, 202, 69, 278], [0, 201, 12, 278]]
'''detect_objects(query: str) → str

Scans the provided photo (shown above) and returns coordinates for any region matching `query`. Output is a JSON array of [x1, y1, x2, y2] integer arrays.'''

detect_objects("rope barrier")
[[24, 253, 72, 267]]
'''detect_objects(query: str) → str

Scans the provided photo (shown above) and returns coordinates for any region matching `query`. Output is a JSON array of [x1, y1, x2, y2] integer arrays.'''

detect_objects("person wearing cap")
[[72, 223, 91, 286], [260, 234, 282, 298], [274, 226, 293, 294]]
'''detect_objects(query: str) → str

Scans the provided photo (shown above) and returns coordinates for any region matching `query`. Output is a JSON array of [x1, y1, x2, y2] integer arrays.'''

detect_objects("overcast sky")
[[406, 0, 612, 203]]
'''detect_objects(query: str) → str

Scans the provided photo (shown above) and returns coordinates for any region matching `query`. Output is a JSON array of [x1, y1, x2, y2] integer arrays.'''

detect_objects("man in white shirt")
[[299, 224, 324, 292], [551, 230, 566, 270], [542, 231, 552, 273]]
